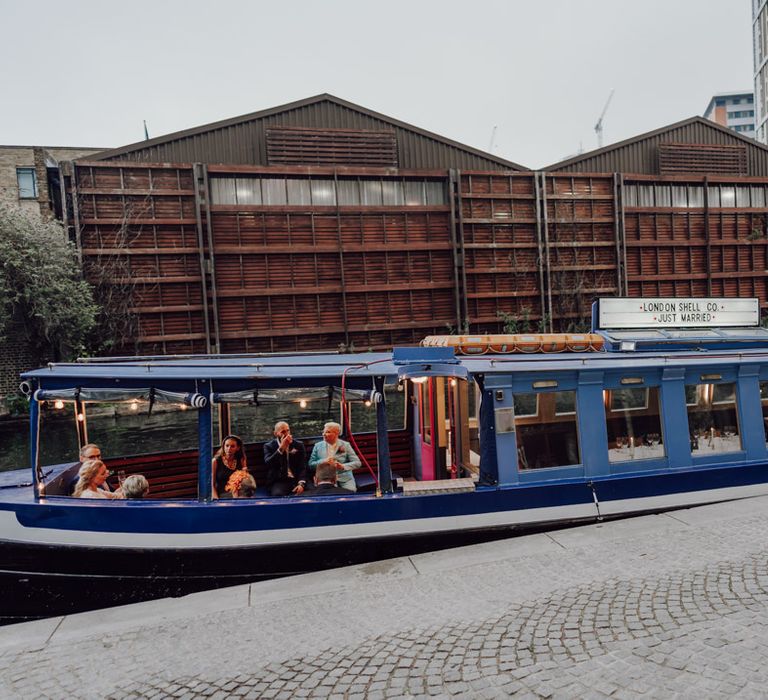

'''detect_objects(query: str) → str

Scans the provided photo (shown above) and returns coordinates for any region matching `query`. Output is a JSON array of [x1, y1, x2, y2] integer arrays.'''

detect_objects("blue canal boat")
[[2, 296, 768, 618]]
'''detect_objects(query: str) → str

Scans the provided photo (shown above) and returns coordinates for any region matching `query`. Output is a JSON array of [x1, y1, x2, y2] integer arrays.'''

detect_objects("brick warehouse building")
[[56, 95, 768, 359]]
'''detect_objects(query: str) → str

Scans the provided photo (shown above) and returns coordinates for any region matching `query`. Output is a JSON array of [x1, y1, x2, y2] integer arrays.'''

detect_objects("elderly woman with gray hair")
[[308, 422, 361, 492], [122, 474, 150, 499]]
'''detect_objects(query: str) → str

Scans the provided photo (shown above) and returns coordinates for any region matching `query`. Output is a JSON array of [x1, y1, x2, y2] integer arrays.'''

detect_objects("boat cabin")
[[18, 297, 768, 518]]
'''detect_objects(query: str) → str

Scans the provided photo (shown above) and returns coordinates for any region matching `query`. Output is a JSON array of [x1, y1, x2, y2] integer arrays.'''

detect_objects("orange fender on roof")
[[421, 333, 605, 354]]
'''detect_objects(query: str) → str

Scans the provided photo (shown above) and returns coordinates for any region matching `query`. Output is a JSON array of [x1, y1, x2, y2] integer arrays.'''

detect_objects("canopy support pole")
[[198, 397, 213, 502], [374, 376, 393, 494], [30, 395, 41, 497]]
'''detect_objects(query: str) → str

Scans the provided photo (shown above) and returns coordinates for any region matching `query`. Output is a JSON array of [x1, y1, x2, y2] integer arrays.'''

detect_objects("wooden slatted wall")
[[67, 162, 768, 359], [459, 172, 543, 331], [208, 166, 456, 352], [266, 127, 398, 167], [458, 172, 619, 332], [67, 162, 208, 355], [542, 174, 619, 329], [658, 143, 747, 176], [622, 175, 768, 306]]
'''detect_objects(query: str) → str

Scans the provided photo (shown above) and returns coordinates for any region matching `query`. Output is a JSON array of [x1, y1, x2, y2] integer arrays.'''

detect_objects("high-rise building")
[[703, 92, 755, 138], [753, 0, 768, 142]]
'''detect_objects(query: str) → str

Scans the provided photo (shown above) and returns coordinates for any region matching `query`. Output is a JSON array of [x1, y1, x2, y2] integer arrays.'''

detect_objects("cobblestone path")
[[4, 507, 768, 699], [115, 554, 768, 699]]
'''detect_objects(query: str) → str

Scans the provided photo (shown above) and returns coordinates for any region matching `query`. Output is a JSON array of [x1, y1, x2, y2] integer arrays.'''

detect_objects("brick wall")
[[0, 325, 49, 413], [0, 146, 40, 217], [0, 145, 104, 219]]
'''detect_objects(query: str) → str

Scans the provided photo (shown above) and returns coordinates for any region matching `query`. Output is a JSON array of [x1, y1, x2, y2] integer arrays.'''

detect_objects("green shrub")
[[0, 205, 97, 360]]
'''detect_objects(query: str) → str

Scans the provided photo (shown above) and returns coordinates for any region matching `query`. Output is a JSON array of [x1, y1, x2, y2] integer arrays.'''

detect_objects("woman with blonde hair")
[[73, 459, 123, 499]]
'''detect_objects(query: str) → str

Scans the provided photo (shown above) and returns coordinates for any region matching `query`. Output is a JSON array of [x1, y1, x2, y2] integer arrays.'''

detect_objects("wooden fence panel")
[[70, 161, 208, 355], [543, 174, 619, 330], [68, 163, 768, 360], [207, 169, 457, 352], [459, 172, 544, 332], [622, 176, 768, 309]]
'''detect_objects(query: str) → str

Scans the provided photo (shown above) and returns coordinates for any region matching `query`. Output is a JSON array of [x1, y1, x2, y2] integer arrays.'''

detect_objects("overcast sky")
[[0, 0, 754, 168]]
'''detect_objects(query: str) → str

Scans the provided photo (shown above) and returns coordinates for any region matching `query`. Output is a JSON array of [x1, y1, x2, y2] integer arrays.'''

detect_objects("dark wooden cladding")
[[210, 208, 455, 352], [459, 172, 618, 332], [460, 172, 543, 330], [266, 127, 398, 167], [65, 161, 768, 358], [543, 174, 619, 328], [659, 143, 747, 176], [623, 175, 768, 306], [67, 162, 208, 355]]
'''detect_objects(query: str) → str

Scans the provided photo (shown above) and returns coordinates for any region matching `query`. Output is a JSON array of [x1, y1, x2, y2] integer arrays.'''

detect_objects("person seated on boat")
[[69, 443, 112, 495], [73, 459, 123, 499], [232, 473, 257, 499], [263, 421, 307, 497], [212, 434, 249, 499], [122, 474, 149, 499], [308, 422, 361, 493], [308, 459, 352, 496]]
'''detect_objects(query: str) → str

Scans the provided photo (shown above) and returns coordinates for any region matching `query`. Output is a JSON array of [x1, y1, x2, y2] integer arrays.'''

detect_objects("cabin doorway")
[[413, 377, 472, 481]]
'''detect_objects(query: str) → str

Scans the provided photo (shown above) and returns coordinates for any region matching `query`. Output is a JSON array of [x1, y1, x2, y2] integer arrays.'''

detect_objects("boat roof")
[[21, 340, 768, 391], [23, 352, 397, 390]]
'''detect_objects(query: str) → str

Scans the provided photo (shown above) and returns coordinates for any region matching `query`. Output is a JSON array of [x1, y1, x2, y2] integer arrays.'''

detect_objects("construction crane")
[[594, 89, 614, 148], [488, 125, 498, 153]]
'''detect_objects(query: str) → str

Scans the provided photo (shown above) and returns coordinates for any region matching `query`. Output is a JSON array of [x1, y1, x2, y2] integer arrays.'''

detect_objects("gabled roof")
[[545, 116, 768, 175], [87, 93, 527, 171]]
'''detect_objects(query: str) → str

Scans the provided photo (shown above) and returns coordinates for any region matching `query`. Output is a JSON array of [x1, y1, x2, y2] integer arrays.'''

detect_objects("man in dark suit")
[[308, 460, 353, 496], [263, 421, 307, 497]]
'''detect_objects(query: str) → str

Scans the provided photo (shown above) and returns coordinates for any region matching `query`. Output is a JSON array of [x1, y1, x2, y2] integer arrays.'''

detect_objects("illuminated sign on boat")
[[598, 298, 759, 329]]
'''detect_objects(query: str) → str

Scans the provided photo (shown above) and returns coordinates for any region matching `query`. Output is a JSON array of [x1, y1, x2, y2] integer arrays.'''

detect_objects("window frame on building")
[[16, 167, 38, 200]]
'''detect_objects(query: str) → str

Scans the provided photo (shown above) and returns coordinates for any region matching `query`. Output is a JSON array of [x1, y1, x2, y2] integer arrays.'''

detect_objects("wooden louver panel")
[[658, 143, 747, 176], [266, 126, 398, 166]]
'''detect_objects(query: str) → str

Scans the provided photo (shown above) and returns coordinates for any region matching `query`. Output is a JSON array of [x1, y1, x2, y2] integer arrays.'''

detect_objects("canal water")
[[0, 411, 199, 473], [0, 392, 403, 472]]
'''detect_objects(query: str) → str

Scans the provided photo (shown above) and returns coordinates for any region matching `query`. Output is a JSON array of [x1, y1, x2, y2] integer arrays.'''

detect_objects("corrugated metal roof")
[[546, 117, 768, 175], [85, 94, 527, 171]]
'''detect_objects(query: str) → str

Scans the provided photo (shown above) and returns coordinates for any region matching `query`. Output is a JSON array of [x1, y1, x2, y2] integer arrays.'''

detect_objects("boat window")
[[606, 387, 664, 463], [346, 386, 406, 432], [86, 401, 200, 458], [419, 383, 431, 445], [712, 383, 736, 404], [554, 392, 576, 415], [686, 382, 741, 455], [515, 391, 580, 470], [611, 387, 648, 412], [759, 382, 768, 445], [231, 395, 342, 443], [37, 401, 80, 467], [513, 394, 538, 417]]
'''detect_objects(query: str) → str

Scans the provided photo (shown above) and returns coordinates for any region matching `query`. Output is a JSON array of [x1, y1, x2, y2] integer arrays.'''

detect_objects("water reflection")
[[0, 389, 405, 473], [0, 411, 200, 472]]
